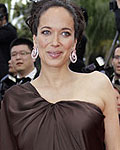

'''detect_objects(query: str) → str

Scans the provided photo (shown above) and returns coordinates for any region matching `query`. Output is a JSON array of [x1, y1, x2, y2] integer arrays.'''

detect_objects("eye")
[[20, 51, 26, 55], [41, 30, 51, 35], [61, 31, 71, 37], [114, 55, 120, 60], [11, 53, 17, 57]]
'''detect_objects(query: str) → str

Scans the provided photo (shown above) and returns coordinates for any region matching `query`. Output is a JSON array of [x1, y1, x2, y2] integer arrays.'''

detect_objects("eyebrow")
[[11, 50, 31, 53], [40, 26, 72, 31]]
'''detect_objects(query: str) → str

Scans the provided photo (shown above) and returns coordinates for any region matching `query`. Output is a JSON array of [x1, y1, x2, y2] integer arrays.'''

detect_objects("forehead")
[[114, 47, 120, 55], [11, 44, 30, 52], [39, 7, 74, 29]]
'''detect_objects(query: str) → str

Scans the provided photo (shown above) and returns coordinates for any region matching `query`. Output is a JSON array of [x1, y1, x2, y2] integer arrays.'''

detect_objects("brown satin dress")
[[1, 82, 105, 150]]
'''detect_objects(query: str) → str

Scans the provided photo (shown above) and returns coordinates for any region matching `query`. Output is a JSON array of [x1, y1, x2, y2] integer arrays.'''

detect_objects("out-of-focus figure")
[[111, 44, 120, 116], [0, 3, 17, 79]]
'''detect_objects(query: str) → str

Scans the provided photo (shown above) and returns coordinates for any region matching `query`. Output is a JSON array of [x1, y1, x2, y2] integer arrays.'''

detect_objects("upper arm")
[[100, 74, 120, 150]]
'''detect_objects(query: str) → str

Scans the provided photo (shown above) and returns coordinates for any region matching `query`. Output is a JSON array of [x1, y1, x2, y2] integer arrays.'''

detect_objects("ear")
[[111, 58, 114, 66], [33, 35, 37, 49], [32, 57, 36, 63], [73, 39, 77, 50]]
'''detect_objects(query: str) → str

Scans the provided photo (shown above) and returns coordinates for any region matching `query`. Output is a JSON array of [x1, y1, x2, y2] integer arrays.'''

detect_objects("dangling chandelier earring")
[[31, 48, 39, 59], [70, 50, 77, 63]]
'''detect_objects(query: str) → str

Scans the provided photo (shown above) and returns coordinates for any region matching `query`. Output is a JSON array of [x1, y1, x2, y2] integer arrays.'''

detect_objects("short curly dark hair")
[[26, 0, 85, 41]]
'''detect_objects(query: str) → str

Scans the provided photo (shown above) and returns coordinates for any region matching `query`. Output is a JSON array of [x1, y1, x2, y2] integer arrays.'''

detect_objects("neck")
[[115, 73, 120, 79], [39, 64, 73, 88], [18, 66, 35, 78]]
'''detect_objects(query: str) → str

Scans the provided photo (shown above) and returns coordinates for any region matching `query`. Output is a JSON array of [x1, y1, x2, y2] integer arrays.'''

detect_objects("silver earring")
[[70, 50, 77, 63], [31, 48, 39, 59]]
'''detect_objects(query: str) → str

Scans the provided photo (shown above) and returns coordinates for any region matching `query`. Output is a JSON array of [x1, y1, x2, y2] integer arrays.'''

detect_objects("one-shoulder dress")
[[1, 82, 105, 150]]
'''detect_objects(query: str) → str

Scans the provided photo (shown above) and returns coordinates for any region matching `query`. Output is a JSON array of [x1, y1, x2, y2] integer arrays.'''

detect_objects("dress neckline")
[[25, 82, 104, 115]]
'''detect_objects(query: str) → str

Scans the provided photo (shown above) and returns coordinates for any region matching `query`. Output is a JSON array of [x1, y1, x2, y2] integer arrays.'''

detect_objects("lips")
[[16, 62, 23, 66], [117, 67, 120, 70], [117, 107, 120, 114], [47, 51, 62, 59]]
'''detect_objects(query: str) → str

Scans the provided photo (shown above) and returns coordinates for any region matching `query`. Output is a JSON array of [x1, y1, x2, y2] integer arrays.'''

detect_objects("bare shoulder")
[[89, 71, 116, 109], [90, 70, 109, 80], [89, 71, 113, 88], [89, 71, 115, 95], [75, 70, 114, 93], [77, 71, 116, 105]]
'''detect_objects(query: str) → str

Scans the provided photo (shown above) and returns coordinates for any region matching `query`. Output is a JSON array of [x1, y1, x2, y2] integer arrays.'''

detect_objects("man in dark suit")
[[0, 38, 40, 101], [0, 3, 17, 79], [111, 44, 120, 119], [10, 38, 40, 83]]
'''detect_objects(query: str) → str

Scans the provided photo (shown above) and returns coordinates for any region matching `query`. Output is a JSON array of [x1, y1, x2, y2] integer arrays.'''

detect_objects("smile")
[[47, 51, 62, 59]]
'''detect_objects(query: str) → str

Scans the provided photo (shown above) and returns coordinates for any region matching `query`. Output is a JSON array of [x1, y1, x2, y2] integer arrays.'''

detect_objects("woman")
[[1, 0, 120, 150]]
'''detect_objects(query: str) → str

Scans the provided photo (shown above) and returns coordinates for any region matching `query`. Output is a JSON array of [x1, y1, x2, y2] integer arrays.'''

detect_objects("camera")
[[109, 0, 118, 11], [81, 56, 105, 73]]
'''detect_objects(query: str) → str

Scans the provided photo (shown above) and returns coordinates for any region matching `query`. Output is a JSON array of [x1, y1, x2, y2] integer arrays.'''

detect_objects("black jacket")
[[0, 69, 40, 101], [0, 22, 17, 79], [115, 8, 120, 33]]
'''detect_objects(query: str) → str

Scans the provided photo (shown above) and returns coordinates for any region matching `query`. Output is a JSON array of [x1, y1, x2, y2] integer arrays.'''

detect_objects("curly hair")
[[26, 0, 85, 41]]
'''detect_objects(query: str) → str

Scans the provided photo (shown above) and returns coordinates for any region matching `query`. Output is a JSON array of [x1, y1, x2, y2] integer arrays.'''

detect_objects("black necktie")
[[16, 77, 31, 84], [115, 80, 120, 85], [113, 80, 120, 93]]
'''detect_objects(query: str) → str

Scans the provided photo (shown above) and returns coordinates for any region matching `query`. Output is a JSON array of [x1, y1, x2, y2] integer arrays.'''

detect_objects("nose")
[[16, 53, 21, 59], [51, 33, 60, 47], [118, 58, 120, 63]]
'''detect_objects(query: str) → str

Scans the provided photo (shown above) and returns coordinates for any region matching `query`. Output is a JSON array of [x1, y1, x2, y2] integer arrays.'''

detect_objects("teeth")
[[48, 52, 61, 58], [49, 52, 60, 54]]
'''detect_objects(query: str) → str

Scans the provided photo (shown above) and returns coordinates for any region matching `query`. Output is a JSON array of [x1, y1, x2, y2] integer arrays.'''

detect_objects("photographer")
[[0, 3, 17, 79], [111, 44, 120, 118]]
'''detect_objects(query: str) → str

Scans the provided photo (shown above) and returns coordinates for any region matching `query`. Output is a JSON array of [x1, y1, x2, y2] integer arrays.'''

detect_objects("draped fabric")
[[1, 82, 105, 150]]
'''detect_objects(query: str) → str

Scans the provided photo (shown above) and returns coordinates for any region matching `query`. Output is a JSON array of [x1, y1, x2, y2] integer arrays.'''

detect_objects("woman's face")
[[33, 6, 77, 68]]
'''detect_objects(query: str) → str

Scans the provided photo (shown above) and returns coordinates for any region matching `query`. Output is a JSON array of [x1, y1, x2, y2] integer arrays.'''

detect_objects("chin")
[[44, 59, 67, 67], [115, 72, 120, 77], [48, 63, 64, 68], [16, 68, 24, 72]]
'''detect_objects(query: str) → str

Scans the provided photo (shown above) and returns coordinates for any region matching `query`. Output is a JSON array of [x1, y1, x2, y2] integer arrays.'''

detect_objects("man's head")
[[0, 3, 8, 27], [8, 59, 17, 76], [10, 38, 35, 78], [112, 44, 120, 78]]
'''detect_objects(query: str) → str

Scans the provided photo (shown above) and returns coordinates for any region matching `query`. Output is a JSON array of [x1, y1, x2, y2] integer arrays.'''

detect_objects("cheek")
[[62, 39, 75, 51], [112, 61, 117, 66], [11, 58, 15, 64], [37, 35, 49, 48]]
